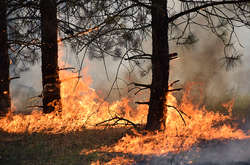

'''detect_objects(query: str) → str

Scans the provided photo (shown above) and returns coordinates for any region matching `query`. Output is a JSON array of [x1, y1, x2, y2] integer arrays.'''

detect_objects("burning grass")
[[85, 88, 249, 163], [1, 43, 250, 164], [1, 70, 250, 164], [0, 68, 147, 134]]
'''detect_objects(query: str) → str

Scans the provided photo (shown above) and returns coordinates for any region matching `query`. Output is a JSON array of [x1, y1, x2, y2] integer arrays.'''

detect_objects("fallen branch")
[[95, 116, 138, 128]]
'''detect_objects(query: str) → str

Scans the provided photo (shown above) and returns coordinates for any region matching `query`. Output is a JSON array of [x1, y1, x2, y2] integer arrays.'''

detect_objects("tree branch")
[[135, 101, 150, 105], [169, 0, 250, 22], [124, 54, 152, 60], [169, 80, 180, 87], [133, 82, 151, 88], [58, 67, 76, 71], [169, 52, 178, 60], [166, 105, 190, 126], [134, 87, 149, 95], [168, 88, 183, 92], [9, 76, 20, 81], [129, 0, 152, 10]]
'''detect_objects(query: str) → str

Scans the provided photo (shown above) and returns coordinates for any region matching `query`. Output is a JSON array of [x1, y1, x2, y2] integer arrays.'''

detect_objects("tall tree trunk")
[[146, 0, 169, 130], [40, 0, 62, 113], [0, 0, 10, 117]]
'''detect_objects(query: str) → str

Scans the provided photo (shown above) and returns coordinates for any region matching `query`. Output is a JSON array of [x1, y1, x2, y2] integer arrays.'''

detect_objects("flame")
[[94, 84, 249, 158], [0, 37, 249, 164], [0, 38, 147, 134]]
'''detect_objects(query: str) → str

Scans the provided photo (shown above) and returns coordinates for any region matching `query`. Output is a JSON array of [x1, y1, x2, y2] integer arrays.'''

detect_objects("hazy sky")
[[10, 26, 250, 111]]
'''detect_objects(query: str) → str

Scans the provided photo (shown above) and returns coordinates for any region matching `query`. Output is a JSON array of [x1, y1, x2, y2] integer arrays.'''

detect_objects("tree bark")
[[0, 0, 10, 117], [40, 0, 62, 113], [146, 0, 169, 130]]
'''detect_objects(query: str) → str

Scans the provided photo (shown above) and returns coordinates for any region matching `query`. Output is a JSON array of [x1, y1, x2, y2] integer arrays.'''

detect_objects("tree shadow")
[[1, 128, 250, 165], [0, 127, 128, 165], [81, 138, 250, 165]]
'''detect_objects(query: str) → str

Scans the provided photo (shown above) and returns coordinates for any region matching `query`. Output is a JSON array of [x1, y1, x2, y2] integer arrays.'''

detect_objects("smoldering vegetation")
[[134, 27, 250, 165], [10, 28, 250, 117], [6, 28, 250, 165], [168, 25, 250, 122], [120, 26, 250, 165], [135, 139, 250, 165]]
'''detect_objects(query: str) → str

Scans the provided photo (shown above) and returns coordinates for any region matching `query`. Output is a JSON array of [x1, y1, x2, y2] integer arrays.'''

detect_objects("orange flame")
[[96, 84, 249, 157], [0, 38, 147, 134], [0, 37, 249, 164]]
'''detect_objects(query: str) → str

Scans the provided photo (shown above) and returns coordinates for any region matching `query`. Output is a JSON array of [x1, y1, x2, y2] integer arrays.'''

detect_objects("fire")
[[0, 38, 249, 164], [93, 84, 249, 158], [0, 68, 146, 133], [0, 39, 147, 134], [0, 70, 145, 133]]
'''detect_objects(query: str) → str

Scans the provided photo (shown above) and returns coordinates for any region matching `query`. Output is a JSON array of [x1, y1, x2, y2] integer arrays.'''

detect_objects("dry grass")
[[0, 127, 129, 165], [205, 95, 250, 121], [1, 96, 250, 165]]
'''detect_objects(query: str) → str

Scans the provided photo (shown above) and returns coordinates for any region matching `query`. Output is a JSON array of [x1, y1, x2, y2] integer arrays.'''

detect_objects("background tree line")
[[1, 0, 250, 131]]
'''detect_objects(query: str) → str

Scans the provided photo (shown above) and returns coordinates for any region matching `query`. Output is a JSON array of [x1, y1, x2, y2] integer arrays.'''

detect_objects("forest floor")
[[0, 127, 131, 165], [1, 96, 250, 165], [1, 126, 250, 165]]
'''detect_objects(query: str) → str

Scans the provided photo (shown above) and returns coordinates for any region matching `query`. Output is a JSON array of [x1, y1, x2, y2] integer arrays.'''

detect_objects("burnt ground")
[[135, 138, 250, 165], [0, 123, 250, 165], [81, 138, 250, 165]]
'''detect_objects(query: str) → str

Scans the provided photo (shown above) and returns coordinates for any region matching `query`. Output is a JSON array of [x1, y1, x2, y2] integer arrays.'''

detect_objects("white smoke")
[[10, 65, 42, 112], [141, 139, 250, 165]]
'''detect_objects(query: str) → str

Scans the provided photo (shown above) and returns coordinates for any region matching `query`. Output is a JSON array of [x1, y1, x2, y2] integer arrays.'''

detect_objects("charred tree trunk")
[[0, 0, 10, 117], [146, 0, 169, 130], [40, 0, 62, 113]]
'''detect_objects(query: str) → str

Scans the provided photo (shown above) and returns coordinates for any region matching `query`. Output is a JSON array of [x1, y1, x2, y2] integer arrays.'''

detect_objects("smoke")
[[9, 19, 250, 116], [141, 139, 250, 165], [10, 65, 42, 112], [168, 24, 250, 108]]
